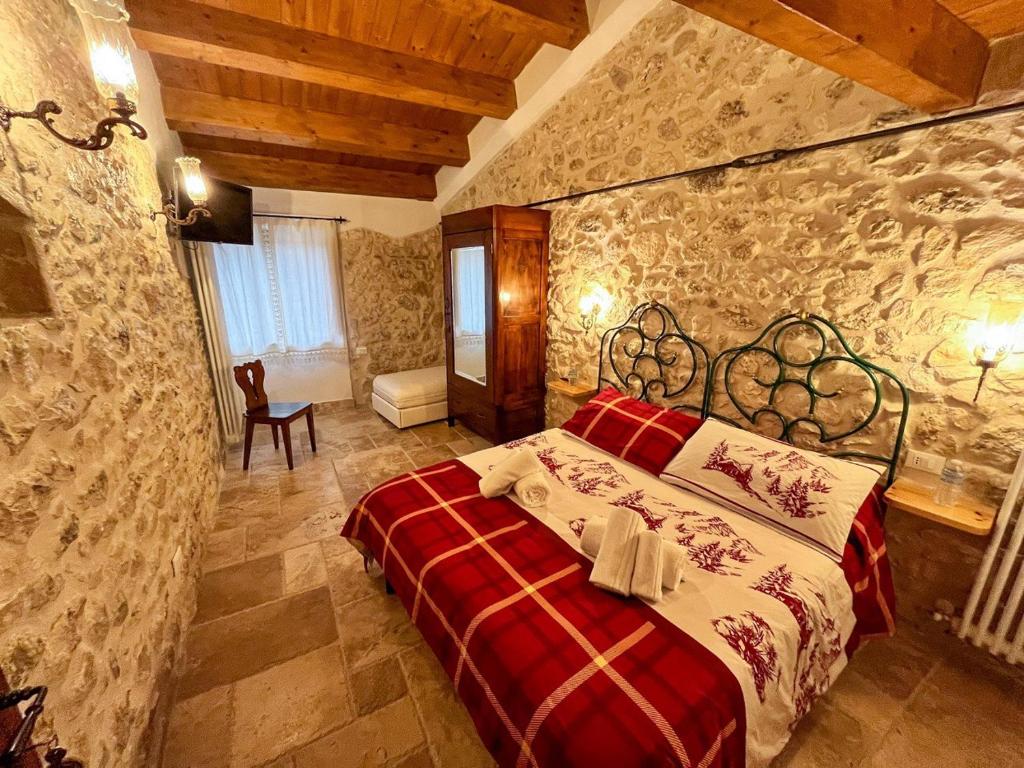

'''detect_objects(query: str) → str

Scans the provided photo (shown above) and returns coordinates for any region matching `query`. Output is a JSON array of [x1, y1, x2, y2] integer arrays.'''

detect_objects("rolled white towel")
[[582, 518, 686, 592], [479, 450, 545, 498], [513, 470, 550, 508], [580, 517, 608, 558], [661, 542, 686, 591], [630, 530, 664, 602], [589, 508, 642, 597]]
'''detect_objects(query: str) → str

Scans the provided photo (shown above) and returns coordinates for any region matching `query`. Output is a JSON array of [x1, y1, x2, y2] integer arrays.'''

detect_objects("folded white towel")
[[589, 508, 642, 597], [661, 541, 686, 591], [581, 518, 685, 592], [479, 450, 545, 498], [580, 517, 608, 558], [513, 470, 550, 508], [630, 530, 664, 602]]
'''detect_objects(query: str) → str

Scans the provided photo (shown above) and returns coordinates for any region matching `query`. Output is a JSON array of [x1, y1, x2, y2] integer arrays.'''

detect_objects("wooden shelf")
[[547, 379, 597, 399], [884, 478, 996, 536]]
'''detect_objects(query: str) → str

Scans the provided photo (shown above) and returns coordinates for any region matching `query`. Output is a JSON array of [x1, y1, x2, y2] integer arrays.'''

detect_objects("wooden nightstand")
[[547, 379, 598, 399], [883, 478, 996, 536]]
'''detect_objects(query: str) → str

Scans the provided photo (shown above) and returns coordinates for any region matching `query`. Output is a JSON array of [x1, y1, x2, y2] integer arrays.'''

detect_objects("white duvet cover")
[[459, 429, 855, 768]]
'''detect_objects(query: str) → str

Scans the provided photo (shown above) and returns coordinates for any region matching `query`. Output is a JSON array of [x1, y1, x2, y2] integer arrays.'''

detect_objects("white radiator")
[[958, 450, 1024, 663]]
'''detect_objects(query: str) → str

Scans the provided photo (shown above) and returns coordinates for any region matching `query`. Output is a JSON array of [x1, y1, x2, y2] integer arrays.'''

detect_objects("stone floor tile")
[[195, 553, 284, 624], [774, 697, 884, 768], [824, 630, 937, 724], [324, 545, 382, 609], [215, 484, 280, 532], [278, 483, 343, 518], [351, 657, 409, 716], [334, 446, 416, 488], [866, 653, 1024, 768], [404, 444, 457, 468], [445, 437, 492, 456], [371, 430, 426, 450], [399, 645, 496, 768], [337, 593, 422, 671], [388, 748, 434, 768], [345, 436, 377, 453], [231, 644, 353, 768], [290, 697, 425, 768], [408, 422, 463, 447], [178, 587, 338, 699], [203, 526, 247, 573], [246, 511, 333, 560], [162, 684, 233, 768], [283, 542, 328, 594]]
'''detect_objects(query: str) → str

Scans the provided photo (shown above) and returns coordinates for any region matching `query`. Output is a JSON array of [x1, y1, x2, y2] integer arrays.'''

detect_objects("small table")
[[547, 380, 598, 399], [883, 478, 996, 536]]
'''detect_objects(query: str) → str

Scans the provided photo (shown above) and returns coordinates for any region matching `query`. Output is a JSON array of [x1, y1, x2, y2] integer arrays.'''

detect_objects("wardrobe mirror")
[[451, 245, 487, 386]]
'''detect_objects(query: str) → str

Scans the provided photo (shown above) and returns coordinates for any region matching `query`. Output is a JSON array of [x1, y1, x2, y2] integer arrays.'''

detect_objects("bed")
[[341, 302, 908, 768]]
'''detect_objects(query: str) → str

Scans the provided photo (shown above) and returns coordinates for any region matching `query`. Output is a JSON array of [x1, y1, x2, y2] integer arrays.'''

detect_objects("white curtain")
[[212, 217, 346, 358], [204, 216, 353, 416], [453, 246, 485, 336]]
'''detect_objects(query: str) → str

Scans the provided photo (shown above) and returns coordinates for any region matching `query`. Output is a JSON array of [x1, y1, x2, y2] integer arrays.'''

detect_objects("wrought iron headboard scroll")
[[597, 301, 709, 415], [702, 312, 910, 486]]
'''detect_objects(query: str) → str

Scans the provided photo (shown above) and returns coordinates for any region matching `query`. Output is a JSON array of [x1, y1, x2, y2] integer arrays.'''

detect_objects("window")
[[212, 217, 345, 361]]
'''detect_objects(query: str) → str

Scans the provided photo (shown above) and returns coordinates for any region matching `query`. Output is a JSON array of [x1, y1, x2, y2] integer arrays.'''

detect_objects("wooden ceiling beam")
[[187, 149, 438, 200], [425, 0, 589, 49], [162, 87, 470, 167], [673, 0, 990, 112], [126, 0, 516, 119]]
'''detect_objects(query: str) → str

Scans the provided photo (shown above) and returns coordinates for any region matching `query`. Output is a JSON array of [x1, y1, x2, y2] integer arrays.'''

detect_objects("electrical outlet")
[[171, 545, 184, 577], [355, 346, 367, 356], [906, 449, 945, 475]]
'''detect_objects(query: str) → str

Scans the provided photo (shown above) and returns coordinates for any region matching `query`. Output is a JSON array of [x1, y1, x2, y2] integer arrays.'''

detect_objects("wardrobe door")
[[493, 208, 548, 438], [443, 229, 496, 438]]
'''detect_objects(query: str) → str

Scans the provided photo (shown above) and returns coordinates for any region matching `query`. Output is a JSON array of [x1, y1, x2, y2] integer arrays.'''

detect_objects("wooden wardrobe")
[[441, 205, 549, 444]]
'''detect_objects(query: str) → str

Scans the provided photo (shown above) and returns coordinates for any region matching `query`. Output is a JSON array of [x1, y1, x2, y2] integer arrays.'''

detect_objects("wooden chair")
[[233, 360, 316, 471]]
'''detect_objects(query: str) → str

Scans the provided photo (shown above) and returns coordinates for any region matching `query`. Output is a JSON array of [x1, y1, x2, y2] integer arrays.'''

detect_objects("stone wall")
[[446, 1, 1024, 628], [339, 225, 445, 404], [0, 2, 221, 766]]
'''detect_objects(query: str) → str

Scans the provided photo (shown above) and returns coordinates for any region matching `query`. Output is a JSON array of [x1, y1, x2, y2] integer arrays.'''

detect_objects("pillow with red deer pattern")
[[561, 387, 703, 476], [659, 419, 882, 561]]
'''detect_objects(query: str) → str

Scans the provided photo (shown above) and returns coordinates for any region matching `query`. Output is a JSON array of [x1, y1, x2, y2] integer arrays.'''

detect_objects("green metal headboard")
[[597, 301, 709, 416], [701, 312, 910, 487]]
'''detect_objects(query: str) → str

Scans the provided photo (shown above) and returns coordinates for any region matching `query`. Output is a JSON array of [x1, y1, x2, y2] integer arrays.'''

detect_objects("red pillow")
[[562, 387, 702, 475]]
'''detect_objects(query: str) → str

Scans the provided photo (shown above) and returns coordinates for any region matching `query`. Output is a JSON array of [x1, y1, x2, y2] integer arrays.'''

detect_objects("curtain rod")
[[524, 98, 1024, 209], [255, 212, 350, 223]]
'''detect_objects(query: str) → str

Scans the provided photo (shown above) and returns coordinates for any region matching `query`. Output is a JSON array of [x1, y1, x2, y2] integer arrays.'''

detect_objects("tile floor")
[[162, 404, 1024, 768]]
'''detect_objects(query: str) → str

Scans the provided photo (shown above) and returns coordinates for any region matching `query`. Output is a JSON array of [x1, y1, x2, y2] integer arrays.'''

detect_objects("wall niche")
[[0, 194, 53, 319]]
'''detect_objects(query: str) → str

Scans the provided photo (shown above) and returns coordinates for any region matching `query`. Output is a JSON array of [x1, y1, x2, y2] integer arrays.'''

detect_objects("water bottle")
[[934, 459, 967, 507]]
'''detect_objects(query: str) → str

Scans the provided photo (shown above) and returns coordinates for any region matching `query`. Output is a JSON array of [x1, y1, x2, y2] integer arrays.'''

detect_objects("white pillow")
[[659, 420, 881, 561]]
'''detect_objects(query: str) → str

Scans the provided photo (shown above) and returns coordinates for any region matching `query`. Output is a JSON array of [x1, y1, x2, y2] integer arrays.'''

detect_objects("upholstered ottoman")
[[371, 366, 448, 428]]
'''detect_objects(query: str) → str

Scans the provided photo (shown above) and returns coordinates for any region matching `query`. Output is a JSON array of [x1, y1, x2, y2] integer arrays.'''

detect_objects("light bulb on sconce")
[[0, 0, 147, 150], [579, 285, 613, 332], [968, 302, 1022, 402], [151, 156, 213, 229], [499, 290, 512, 305]]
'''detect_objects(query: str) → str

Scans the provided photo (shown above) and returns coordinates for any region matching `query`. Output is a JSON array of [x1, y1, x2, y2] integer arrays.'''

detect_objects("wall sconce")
[[151, 156, 213, 228], [968, 302, 1021, 402], [579, 284, 612, 332], [0, 1, 146, 150]]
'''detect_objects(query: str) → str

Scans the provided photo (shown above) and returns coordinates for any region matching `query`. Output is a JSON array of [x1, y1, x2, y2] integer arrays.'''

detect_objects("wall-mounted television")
[[177, 176, 254, 246]]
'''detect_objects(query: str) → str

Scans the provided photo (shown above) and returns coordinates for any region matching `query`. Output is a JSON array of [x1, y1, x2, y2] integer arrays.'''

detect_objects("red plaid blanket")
[[342, 459, 747, 768], [841, 486, 896, 654]]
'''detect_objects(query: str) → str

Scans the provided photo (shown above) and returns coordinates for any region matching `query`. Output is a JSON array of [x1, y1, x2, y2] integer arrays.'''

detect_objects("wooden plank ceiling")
[[674, 0, 1024, 113], [128, 0, 589, 200]]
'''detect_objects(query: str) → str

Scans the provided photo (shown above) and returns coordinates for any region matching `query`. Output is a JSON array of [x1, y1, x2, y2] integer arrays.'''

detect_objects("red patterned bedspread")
[[342, 459, 747, 768]]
